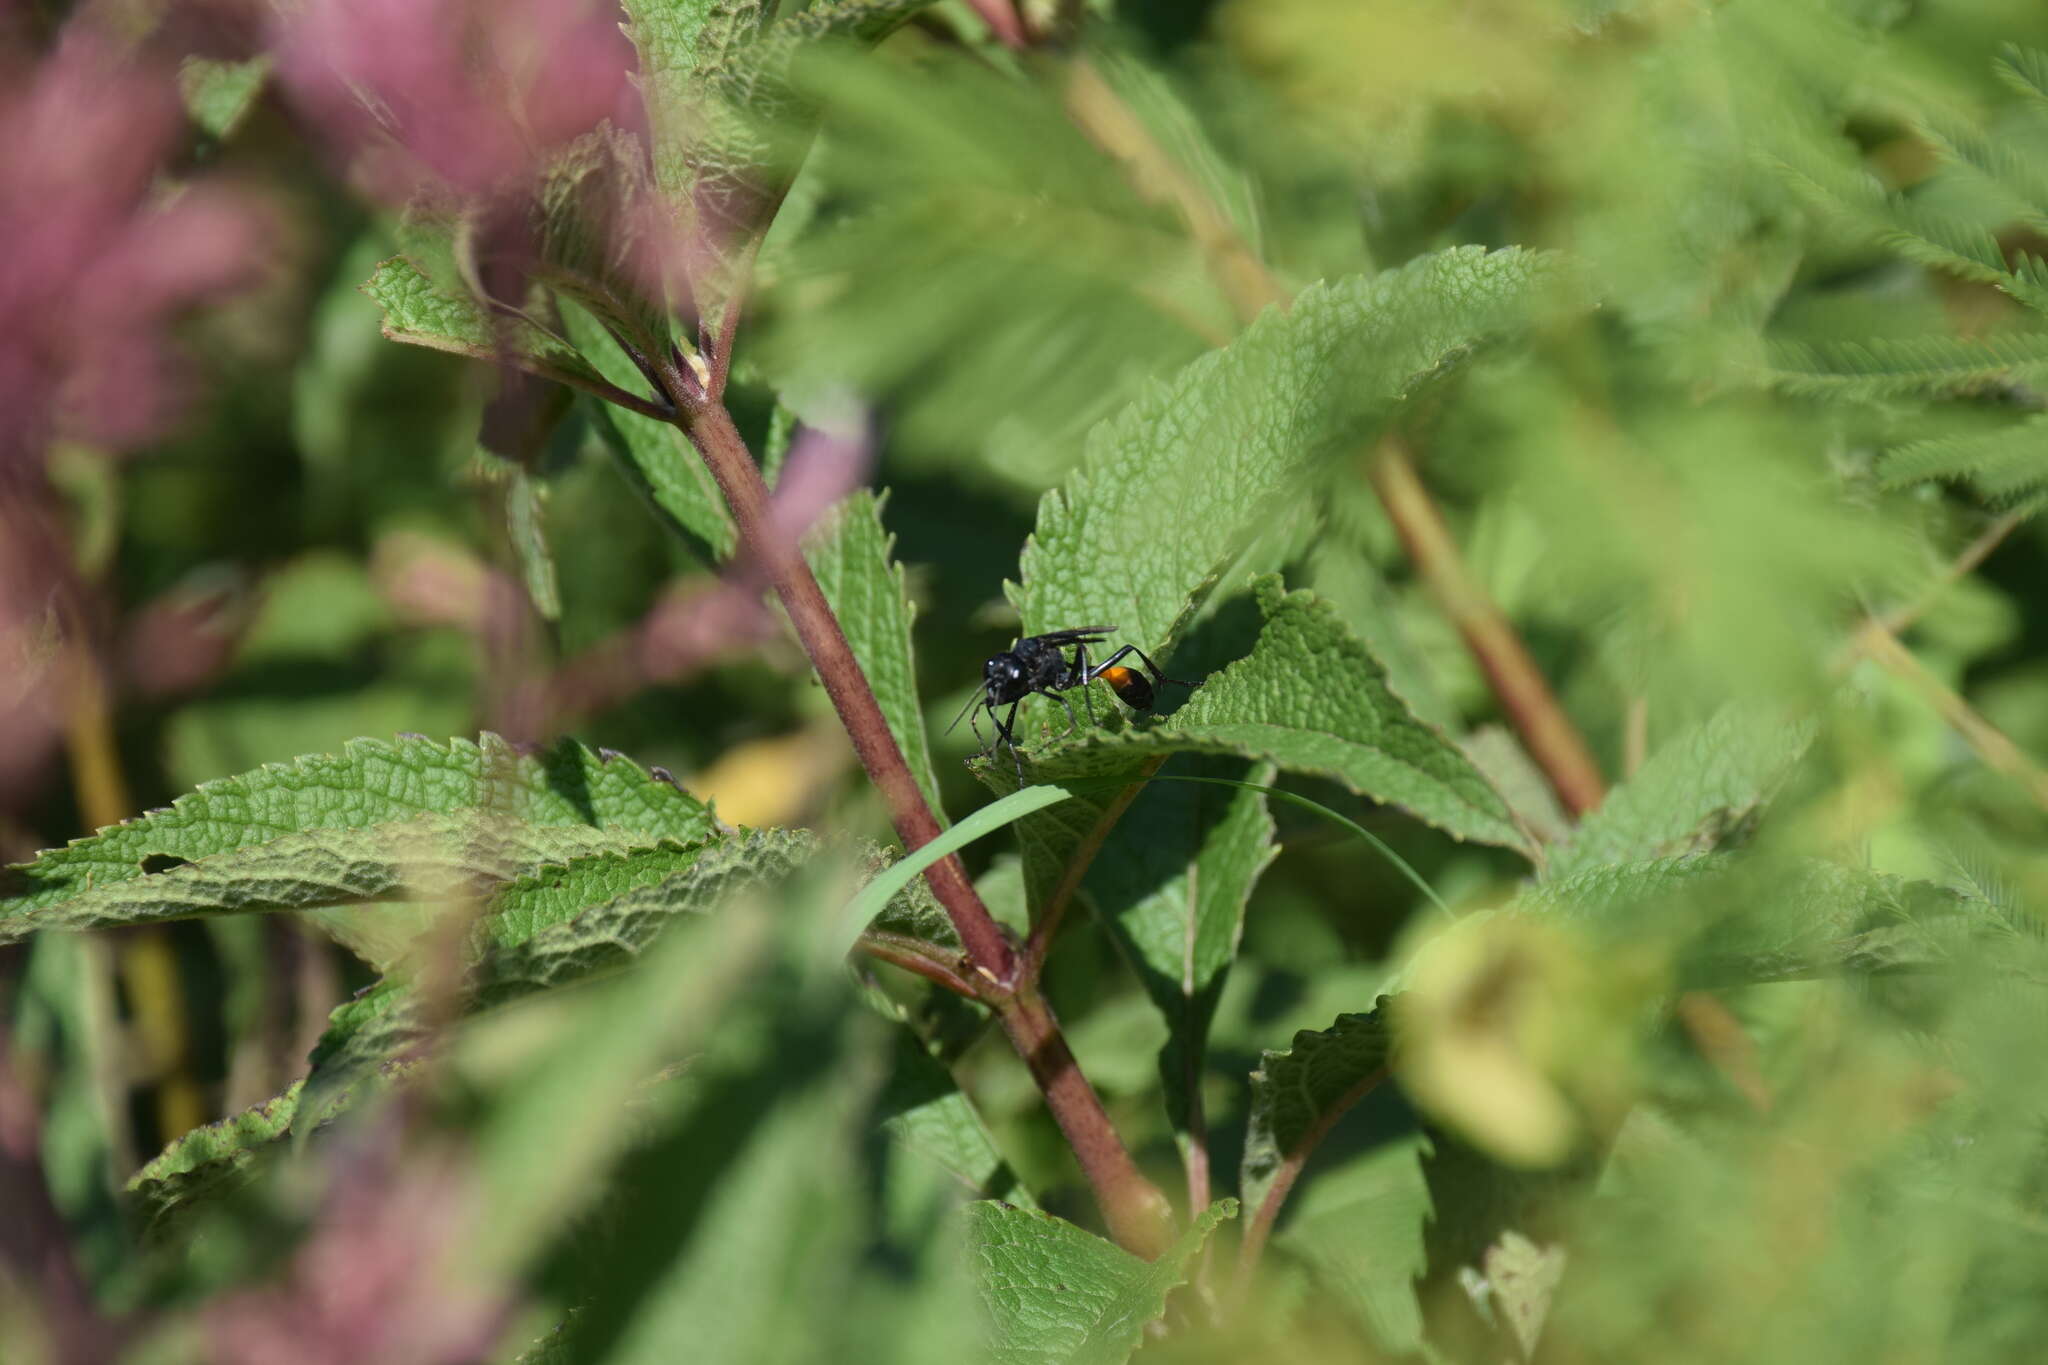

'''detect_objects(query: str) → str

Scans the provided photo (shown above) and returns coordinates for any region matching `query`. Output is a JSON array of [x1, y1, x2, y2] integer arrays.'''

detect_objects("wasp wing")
[[1023, 625, 1117, 646]]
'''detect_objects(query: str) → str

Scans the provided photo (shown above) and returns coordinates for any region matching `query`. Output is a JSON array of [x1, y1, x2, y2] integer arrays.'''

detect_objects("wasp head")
[[983, 652, 1028, 703]]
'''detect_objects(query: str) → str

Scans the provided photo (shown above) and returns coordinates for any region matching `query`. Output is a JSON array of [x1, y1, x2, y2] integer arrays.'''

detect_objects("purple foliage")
[[274, 0, 642, 203], [0, 27, 264, 467]]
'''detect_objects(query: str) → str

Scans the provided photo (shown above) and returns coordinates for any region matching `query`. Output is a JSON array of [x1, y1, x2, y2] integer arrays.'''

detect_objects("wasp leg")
[[998, 700, 1025, 785], [967, 700, 991, 758], [1070, 642, 1099, 725]]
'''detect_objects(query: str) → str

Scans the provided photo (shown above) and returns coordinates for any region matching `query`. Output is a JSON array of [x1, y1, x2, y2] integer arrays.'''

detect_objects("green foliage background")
[[11, 0, 2048, 1361]]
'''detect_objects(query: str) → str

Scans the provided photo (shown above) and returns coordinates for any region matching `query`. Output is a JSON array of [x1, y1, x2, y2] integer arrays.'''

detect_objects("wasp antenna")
[[943, 686, 988, 736]]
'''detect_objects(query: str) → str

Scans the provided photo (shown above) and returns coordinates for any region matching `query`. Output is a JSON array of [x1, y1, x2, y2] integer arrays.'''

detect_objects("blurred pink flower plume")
[[0, 27, 264, 465], [276, 0, 642, 202]]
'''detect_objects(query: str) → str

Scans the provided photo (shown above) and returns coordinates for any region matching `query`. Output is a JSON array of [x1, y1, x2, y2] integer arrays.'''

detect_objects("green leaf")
[[1543, 704, 1814, 882], [600, 1080, 866, 1365], [505, 463, 564, 620], [828, 783, 1079, 963], [361, 255, 607, 386], [1769, 146, 2048, 313], [1767, 332, 2048, 398], [1014, 248, 1556, 650], [1916, 117, 2048, 239], [482, 840, 711, 948], [1476, 1230, 1569, 1360], [178, 55, 270, 140], [1015, 580, 1530, 853], [876, 1032, 1035, 1206], [10, 935, 126, 1281], [0, 734, 715, 941], [1273, 1132, 1432, 1355], [1241, 1004, 1395, 1218], [1081, 756, 1276, 1165], [306, 840, 708, 1078], [1879, 417, 2048, 507], [475, 829, 812, 1002], [1995, 44, 2048, 114], [466, 871, 789, 1277], [306, 831, 814, 1106], [125, 1083, 301, 1236], [806, 490, 945, 816], [964, 1199, 1237, 1365], [622, 0, 773, 197], [652, 0, 944, 321], [0, 814, 670, 947], [533, 127, 677, 359], [560, 300, 736, 560], [1513, 854, 1994, 988]]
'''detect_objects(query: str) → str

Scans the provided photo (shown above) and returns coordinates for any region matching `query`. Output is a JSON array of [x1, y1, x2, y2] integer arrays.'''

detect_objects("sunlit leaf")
[[0, 735, 715, 942], [1015, 247, 1558, 650], [964, 1199, 1236, 1365]]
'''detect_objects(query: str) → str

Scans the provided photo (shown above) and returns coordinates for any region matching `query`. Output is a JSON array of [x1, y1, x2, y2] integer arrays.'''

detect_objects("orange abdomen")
[[1099, 665, 1155, 711]]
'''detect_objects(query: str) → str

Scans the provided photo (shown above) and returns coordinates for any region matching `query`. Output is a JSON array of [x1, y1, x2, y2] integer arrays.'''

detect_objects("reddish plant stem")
[[998, 987, 1174, 1259], [664, 380, 1173, 1254], [675, 391, 1016, 981], [857, 929, 982, 999], [517, 354, 675, 422], [1234, 1065, 1389, 1289], [1369, 442, 1608, 817]]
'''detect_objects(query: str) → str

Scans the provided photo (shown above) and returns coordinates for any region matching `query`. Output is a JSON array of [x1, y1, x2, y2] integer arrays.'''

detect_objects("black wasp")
[[947, 626, 1199, 783]]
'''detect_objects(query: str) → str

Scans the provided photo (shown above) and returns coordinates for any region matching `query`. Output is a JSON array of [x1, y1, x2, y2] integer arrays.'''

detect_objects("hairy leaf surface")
[[1082, 756, 1275, 1167], [877, 1033, 1033, 1206], [807, 490, 945, 815], [1012, 581, 1528, 853], [964, 1199, 1236, 1365], [1241, 1004, 1395, 1218], [361, 256, 606, 382], [1544, 705, 1813, 881], [1015, 248, 1555, 651], [0, 735, 715, 940], [560, 299, 736, 559], [126, 1083, 302, 1237], [306, 830, 812, 1109]]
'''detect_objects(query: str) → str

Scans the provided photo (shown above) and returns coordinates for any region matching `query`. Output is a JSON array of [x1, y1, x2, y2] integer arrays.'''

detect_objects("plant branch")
[[662, 383, 1173, 1254], [672, 392, 1015, 977], [1064, 58, 1287, 324], [1875, 509, 2026, 638], [1183, 1037, 1211, 1215], [1854, 620, 2048, 812], [513, 353, 676, 422], [1675, 992, 1771, 1114], [996, 987, 1174, 1259], [1370, 441, 1608, 817], [857, 929, 982, 999], [1234, 1065, 1389, 1288]]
